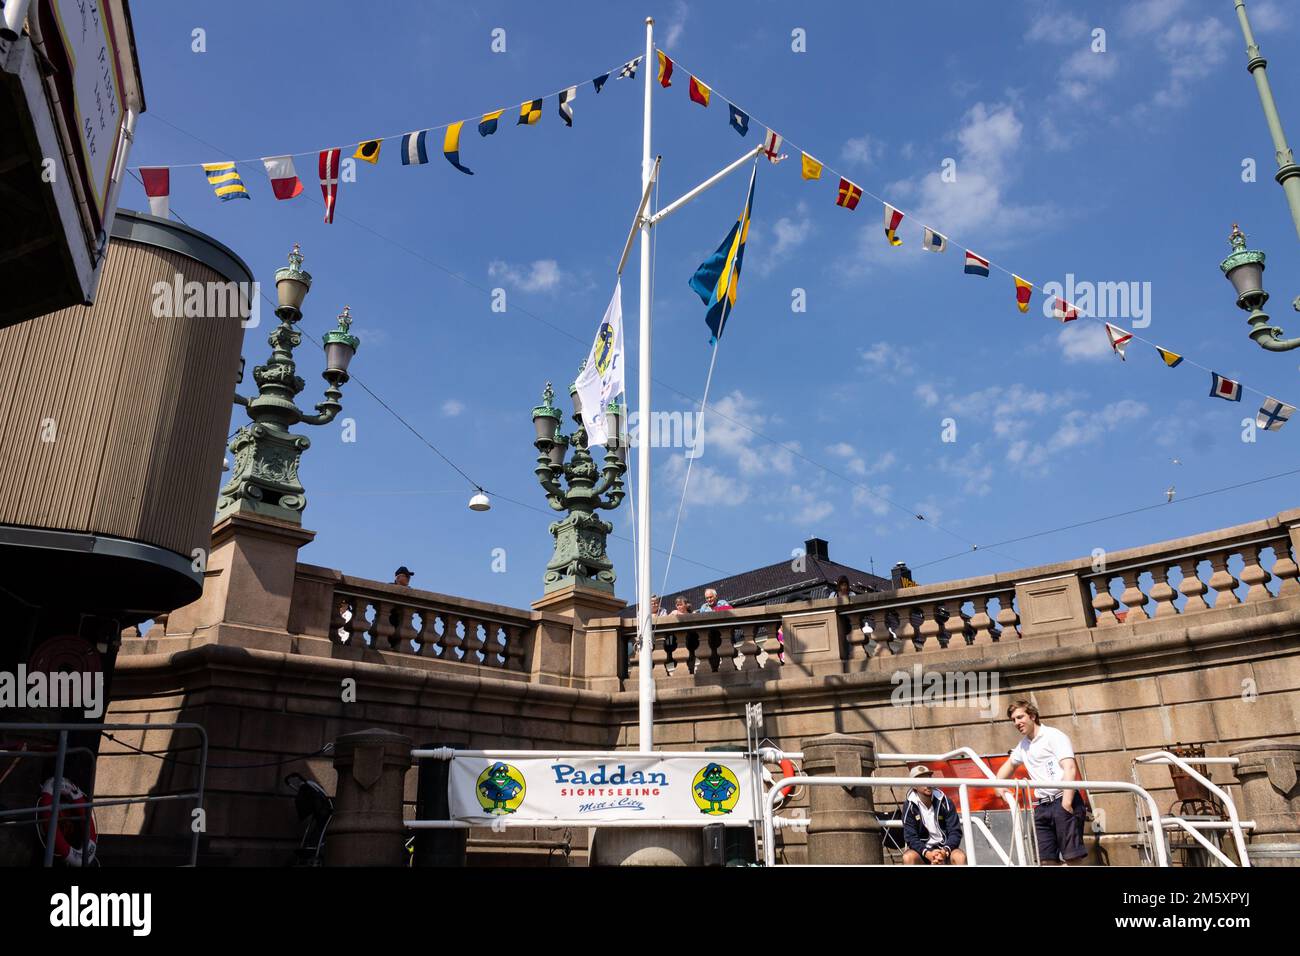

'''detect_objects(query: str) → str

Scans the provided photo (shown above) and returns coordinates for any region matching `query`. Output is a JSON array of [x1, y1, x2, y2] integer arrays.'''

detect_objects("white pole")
[[636, 15, 655, 751], [649, 145, 763, 225]]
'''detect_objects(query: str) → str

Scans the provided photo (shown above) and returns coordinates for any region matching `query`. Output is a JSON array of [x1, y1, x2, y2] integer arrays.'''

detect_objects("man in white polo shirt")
[[995, 698, 1088, 865]]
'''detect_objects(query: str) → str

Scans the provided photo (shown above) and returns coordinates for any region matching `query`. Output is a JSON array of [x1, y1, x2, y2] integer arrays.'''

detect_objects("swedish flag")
[[202, 162, 250, 201], [689, 165, 756, 344]]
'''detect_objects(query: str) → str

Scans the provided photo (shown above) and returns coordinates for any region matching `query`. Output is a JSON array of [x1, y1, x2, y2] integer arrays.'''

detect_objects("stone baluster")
[[442, 614, 464, 659], [725, 628, 744, 671], [369, 601, 397, 649], [1239, 543, 1274, 603], [346, 600, 371, 644], [461, 618, 485, 662], [1207, 552, 1241, 608], [943, 601, 967, 648], [762, 627, 784, 667], [1177, 559, 1210, 612], [328, 597, 347, 644], [701, 630, 720, 673], [1091, 577, 1120, 627], [737, 626, 761, 671], [895, 605, 919, 652], [1272, 538, 1300, 596], [479, 624, 501, 667], [651, 631, 670, 676], [844, 612, 868, 660], [994, 592, 1020, 640], [1118, 570, 1149, 623], [391, 605, 414, 649], [1148, 564, 1180, 618], [968, 597, 995, 645]]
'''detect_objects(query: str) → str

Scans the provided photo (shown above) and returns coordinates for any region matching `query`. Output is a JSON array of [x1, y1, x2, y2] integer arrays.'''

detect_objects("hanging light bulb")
[[468, 489, 491, 512]]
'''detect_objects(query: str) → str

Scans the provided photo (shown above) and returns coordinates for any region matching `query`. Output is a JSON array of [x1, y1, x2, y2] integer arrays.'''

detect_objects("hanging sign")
[[447, 753, 756, 824]]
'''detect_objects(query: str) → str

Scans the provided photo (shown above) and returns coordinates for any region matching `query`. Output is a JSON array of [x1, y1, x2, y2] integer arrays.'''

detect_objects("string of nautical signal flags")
[[655, 48, 1298, 434], [132, 54, 643, 224]]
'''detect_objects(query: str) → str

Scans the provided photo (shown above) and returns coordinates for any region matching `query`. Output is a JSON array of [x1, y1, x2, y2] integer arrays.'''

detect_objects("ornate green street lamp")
[[531, 380, 626, 594], [217, 244, 359, 524], [1223, 2, 1300, 351]]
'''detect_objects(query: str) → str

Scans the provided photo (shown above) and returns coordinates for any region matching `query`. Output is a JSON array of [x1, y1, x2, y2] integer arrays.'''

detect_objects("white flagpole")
[[636, 15, 655, 751]]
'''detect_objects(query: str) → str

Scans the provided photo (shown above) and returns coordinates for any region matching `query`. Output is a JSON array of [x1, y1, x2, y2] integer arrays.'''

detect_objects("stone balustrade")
[[600, 508, 1300, 689]]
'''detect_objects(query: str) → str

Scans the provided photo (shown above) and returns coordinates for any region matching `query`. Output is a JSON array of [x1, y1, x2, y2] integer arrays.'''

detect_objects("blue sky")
[[128, 0, 1300, 609]]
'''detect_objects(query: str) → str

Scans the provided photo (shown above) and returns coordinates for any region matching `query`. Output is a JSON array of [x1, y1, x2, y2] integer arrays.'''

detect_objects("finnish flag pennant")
[[1257, 397, 1295, 431], [1209, 372, 1242, 402]]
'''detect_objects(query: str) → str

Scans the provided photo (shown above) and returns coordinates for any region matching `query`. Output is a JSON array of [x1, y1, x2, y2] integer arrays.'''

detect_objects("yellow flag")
[[801, 152, 822, 180], [353, 139, 382, 164]]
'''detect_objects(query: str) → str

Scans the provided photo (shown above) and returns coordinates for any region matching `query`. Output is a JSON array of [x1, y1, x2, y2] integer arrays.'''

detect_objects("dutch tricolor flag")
[[964, 250, 990, 277]]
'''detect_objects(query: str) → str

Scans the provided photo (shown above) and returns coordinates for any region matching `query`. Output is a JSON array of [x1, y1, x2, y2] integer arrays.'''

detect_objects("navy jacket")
[[902, 789, 963, 854]]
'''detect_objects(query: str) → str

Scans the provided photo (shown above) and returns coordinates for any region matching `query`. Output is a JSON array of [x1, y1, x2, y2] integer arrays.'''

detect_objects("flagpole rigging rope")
[[659, 159, 757, 598], [127, 54, 644, 171], [660, 49, 1295, 408]]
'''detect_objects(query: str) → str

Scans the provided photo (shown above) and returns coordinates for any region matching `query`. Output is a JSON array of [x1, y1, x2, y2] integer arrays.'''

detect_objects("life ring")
[[772, 758, 801, 806], [36, 777, 98, 867]]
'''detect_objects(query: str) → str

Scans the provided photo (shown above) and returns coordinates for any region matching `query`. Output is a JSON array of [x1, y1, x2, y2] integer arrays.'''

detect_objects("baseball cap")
[[909, 765, 934, 778]]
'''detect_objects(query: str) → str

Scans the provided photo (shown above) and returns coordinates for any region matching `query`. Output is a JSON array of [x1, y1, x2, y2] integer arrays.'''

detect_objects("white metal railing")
[[761, 776, 1170, 867], [1132, 751, 1253, 866]]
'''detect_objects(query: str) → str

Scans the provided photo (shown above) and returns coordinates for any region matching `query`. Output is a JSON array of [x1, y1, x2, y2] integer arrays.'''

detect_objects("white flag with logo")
[[575, 280, 625, 447]]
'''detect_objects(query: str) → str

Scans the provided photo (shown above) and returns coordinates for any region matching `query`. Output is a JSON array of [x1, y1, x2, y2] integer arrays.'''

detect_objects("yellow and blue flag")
[[443, 121, 473, 175], [202, 162, 250, 201], [479, 109, 504, 137], [689, 165, 756, 344]]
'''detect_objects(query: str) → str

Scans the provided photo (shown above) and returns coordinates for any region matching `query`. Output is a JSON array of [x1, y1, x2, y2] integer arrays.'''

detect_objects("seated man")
[[901, 766, 967, 865]]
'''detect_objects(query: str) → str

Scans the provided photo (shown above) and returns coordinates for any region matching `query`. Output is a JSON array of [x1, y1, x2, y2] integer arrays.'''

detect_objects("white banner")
[[574, 281, 624, 447], [447, 753, 755, 824]]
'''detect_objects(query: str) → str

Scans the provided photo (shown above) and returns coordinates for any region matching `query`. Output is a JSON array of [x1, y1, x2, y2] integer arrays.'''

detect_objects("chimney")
[[891, 561, 916, 590], [804, 537, 829, 561]]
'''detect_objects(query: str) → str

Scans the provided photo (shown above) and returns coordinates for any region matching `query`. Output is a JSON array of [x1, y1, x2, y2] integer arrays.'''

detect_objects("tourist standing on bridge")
[[996, 699, 1088, 865], [699, 588, 732, 611]]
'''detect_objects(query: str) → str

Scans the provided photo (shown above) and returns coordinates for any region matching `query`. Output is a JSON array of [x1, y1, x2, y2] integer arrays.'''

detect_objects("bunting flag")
[[688, 75, 711, 107], [319, 148, 341, 223], [1013, 275, 1033, 312], [729, 104, 749, 136], [140, 167, 170, 218], [518, 99, 543, 125], [922, 227, 947, 252], [835, 177, 862, 209], [558, 86, 577, 127], [400, 129, 430, 165], [1105, 322, 1132, 359], [657, 51, 673, 87], [690, 165, 756, 344], [442, 122, 473, 175], [202, 162, 250, 201], [761, 129, 784, 163], [617, 57, 639, 79], [1209, 372, 1242, 402], [1257, 397, 1295, 431], [262, 155, 303, 200], [1156, 347, 1184, 368], [353, 140, 382, 164], [964, 250, 990, 277], [883, 203, 904, 245], [478, 109, 504, 137], [1053, 297, 1079, 322], [592, 72, 611, 94], [801, 153, 822, 180]]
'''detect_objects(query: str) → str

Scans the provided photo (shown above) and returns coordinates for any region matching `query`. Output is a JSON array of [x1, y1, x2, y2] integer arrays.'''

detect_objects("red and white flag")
[[1105, 322, 1133, 359], [761, 129, 784, 163], [140, 167, 170, 218], [1053, 297, 1079, 322], [262, 155, 303, 200], [319, 148, 341, 224]]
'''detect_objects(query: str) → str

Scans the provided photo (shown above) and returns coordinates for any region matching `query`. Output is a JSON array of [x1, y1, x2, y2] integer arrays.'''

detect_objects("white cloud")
[[861, 342, 917, 379], [487, 259, 563, 293], [789, 485, 834, 526], [937, 443, 995, 496], [1058, 321, 1116, 362], [827, 441, 868, 476], [916, 383, 940, 407], [700, 391, 797, 477], [853, 484, 893, 517], [1252, 1, 1288, 32], [441, 399, 465, 417], [841, 134, 878, 167], [754, 202, 813, 275], [663, 0, 688, 48], [1026, 8, 1088, 43], [662, 454, 746, 507], [1152, 17, 1230, 107], [1058, 47, 1120, 102]]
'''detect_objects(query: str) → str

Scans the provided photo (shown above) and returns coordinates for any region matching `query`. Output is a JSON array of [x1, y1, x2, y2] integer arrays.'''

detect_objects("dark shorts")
[[1034, 796, 1088, 862]]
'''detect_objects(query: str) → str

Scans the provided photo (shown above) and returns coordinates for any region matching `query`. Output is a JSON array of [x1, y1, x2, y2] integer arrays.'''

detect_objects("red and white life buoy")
[[36, 777, 98, 867]]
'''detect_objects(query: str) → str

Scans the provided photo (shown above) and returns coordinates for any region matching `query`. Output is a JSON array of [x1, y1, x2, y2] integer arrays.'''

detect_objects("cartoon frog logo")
[[476, 761, 526, 815], [692, 762, 740, 815]]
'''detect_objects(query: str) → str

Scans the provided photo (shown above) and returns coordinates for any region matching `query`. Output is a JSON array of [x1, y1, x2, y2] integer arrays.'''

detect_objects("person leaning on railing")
[[995, 698, 1088, 866]]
